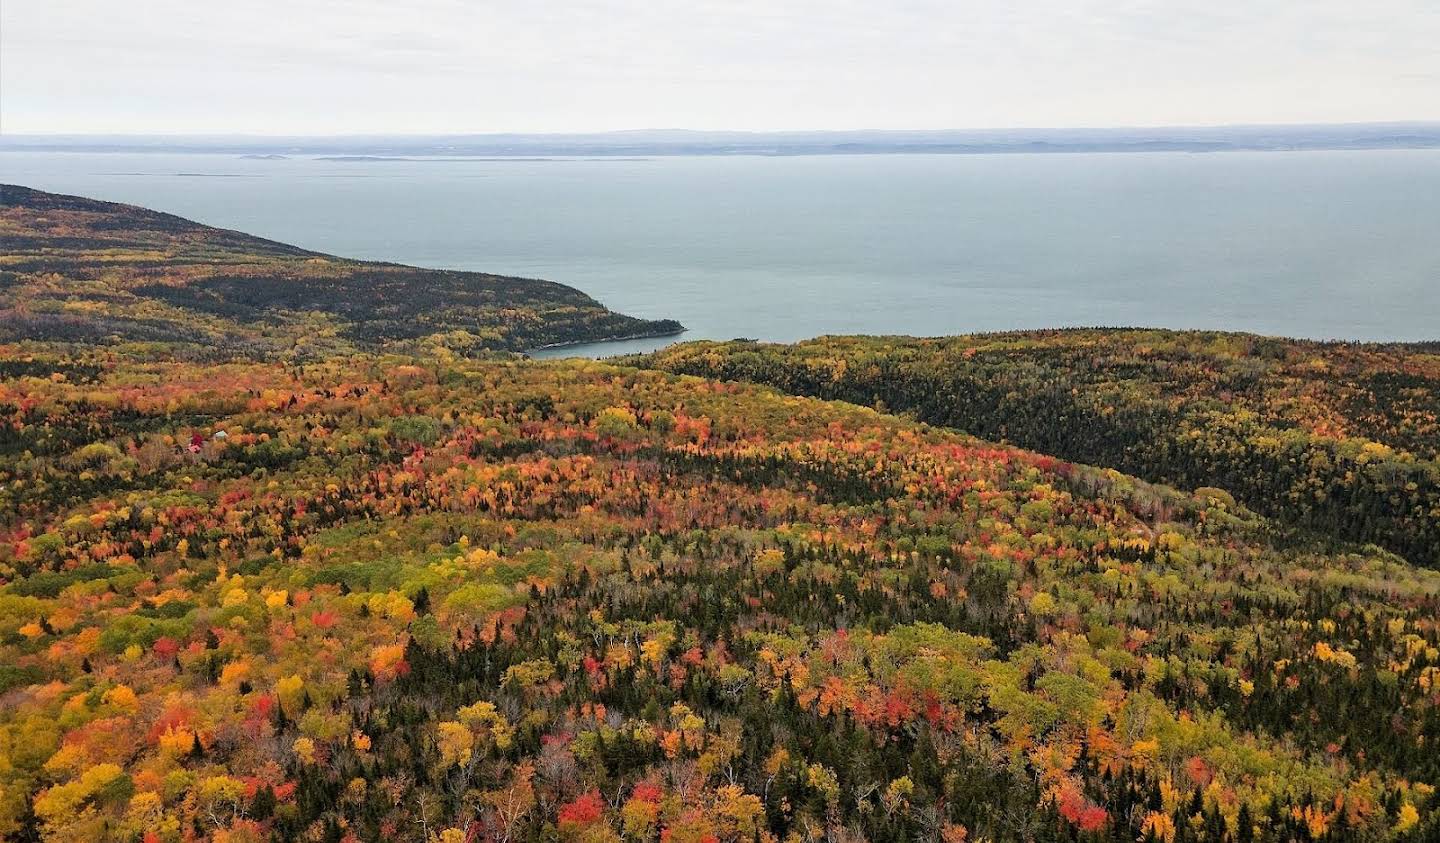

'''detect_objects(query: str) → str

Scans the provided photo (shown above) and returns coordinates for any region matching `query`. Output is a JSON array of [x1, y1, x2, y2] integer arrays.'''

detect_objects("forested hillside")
[[2, 190, 1438, 842], [1, 352, 1436, 842], [0, 185, 682, 357], [634, 332, 1440, 567]]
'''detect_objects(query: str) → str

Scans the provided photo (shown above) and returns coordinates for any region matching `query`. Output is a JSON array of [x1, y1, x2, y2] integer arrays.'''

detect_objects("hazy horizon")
[[5, 123, 1438, 160], [4, 120, 1440, 136]]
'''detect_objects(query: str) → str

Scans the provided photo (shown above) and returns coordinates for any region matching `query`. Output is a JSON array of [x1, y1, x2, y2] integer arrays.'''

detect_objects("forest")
[[1, 354, 1436, 842], [1, 190, 1438, 842], [0, 185, 682, 357], [633, 333, 1440, 568]]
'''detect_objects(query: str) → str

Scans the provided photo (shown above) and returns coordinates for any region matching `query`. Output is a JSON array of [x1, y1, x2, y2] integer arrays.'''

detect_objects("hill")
[[0, 185, 682, 357], [1, 191, 1437, 841], [633, 331, 1440, 567], [0, 353, 1436, 841]]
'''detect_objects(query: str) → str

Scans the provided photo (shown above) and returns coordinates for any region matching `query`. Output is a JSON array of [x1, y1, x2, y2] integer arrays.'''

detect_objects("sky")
[[2, 0, 1438, 135]]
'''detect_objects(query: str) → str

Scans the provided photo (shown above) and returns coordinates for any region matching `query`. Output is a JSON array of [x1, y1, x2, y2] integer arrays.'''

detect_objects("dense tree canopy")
[[634, 332, 1440, 567], [0, 185, 682, 357], [1, 352, 1436, 842]]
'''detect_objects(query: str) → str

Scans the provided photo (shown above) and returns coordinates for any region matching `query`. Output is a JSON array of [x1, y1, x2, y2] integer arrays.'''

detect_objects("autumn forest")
[[1, 186, 1437, 843]]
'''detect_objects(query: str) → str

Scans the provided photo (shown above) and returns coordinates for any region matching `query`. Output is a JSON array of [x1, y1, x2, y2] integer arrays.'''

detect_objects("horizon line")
[[5, 119, 1440, 140]]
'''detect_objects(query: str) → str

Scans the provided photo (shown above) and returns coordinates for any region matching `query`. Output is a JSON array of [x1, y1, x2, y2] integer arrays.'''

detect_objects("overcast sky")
[[2, 0, 1438, 135]]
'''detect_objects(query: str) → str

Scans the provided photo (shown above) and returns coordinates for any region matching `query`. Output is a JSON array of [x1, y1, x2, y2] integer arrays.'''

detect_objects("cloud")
[[2, 0, 1437, 133]]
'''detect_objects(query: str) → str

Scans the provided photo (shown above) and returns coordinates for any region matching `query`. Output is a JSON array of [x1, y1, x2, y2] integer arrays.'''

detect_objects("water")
[[4, 150, 1438, 355]]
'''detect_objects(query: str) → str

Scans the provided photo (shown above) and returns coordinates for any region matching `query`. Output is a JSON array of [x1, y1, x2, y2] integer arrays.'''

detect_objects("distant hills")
[[3, 122, 1438, 157], [0, 185, 682, 357]]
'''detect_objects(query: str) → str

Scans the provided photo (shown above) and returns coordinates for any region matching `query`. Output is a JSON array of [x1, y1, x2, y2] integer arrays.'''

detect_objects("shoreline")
[[525, 325, 688, 356]]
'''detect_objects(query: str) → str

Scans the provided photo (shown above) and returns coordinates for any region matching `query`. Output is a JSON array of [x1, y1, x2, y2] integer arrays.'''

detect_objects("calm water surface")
[[3, 150, 1437, 354]]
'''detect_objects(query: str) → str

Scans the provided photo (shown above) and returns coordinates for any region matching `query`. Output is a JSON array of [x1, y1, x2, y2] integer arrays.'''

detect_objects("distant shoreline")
[[526, 325, 688, 355], [6, 144, 1437, 158], [4, 123, 1438, 157]]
